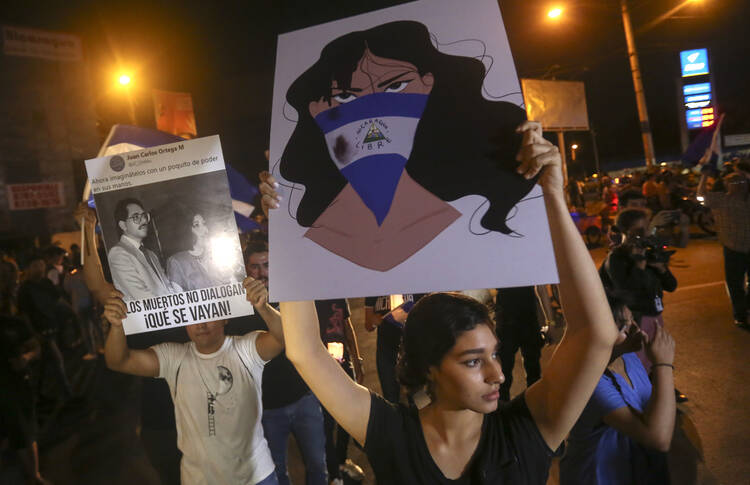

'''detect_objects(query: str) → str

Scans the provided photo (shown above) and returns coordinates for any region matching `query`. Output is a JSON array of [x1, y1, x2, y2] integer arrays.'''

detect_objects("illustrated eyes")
[[332, 92, 357, 103], [384, 80, 411, 93]]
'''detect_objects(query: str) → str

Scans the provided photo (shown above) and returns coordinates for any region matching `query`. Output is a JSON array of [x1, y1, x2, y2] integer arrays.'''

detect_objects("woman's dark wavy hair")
[[397, 292, 494, 394], [179, 208, 204, 250], [281, 21, 535, 234]]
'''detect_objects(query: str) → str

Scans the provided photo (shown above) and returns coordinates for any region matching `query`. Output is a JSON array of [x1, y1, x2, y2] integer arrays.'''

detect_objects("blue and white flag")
[[314, 92, 429, 225]]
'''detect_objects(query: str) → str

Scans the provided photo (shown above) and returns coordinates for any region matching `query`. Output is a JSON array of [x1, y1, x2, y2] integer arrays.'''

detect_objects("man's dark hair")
[[113, 198, 145, 236], [243, 239, 268, 265], [397, 292, 493, 394], [615, 208, 649, 232], [619, 190, 646, 208]]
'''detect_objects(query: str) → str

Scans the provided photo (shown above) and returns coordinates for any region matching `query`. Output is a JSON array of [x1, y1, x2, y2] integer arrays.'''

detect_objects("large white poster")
[[85, 136, 253, 334], [268, 0, 558, 301]]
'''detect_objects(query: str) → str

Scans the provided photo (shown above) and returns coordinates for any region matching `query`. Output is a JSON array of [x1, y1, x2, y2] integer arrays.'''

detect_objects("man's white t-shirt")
[[153, 332, 275, 485]]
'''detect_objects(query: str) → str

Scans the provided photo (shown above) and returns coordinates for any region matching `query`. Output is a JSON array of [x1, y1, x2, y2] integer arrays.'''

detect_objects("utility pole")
[[620, 0, 656, 168]]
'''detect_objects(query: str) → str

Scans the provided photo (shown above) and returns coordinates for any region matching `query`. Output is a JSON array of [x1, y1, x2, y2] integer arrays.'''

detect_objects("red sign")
[[152, 89, 197, 138], [7, 182, 65, 210]]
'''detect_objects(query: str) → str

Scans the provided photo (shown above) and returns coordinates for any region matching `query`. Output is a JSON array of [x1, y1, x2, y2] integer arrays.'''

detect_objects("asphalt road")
[[28, 235, 748, 484]]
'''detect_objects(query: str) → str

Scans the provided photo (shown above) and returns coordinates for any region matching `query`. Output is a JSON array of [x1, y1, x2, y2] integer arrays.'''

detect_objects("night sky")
[[2, 0, 748, 179]]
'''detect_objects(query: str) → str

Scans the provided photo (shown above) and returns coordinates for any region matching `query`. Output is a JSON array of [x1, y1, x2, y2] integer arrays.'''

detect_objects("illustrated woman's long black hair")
[[281, 21, 535, 234]]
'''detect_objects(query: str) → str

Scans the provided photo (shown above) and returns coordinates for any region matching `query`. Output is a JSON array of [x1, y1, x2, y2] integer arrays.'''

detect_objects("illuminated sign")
[[685, 107, 714, 130], [680, 48, 709, 77], [685, 93, 711, 103], [683, 82, 711, 95]]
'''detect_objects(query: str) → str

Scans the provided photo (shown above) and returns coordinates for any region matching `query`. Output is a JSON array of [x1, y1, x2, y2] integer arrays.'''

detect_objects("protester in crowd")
[[600, 210, 677, 368], [617, 189, 689, 248], [642, 171, 667, 212], [560, 296, 676, 485], [697, 159, 750, 330], [317, 298, 365, 485], [44, 246, 68, 290], [166, 209, 225, 291], [0, 258, 20, 315], [228, 241, 328, 485], [108, 197, 181, 300], [260, 120, 620, 483], [495, 286, 544, 402], [63, 258, 99, 359], [17, 258, 74, 399], [618, 189, 648, 210], [599, 208, 686, 402], [101, 273, 285, 485], [0, 314, 51, 485], [363, 294, 423, 404]]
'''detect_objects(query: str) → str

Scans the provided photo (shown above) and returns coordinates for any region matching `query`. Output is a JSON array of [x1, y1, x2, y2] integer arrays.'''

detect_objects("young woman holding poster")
[[259, 120, 620, 484]]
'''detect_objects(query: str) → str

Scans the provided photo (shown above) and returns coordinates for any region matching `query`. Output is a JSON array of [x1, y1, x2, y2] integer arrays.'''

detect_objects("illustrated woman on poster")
[[280, 21, 536, 271]]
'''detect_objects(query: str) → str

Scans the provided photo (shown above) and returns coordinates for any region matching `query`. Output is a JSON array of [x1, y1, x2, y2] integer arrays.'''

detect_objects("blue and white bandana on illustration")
[[314, 92, 429, 225]]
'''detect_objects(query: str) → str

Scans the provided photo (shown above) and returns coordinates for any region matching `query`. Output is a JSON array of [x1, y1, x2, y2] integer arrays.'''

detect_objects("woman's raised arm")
[[260, 171, 371, 446], [279, 301, 371, 446], [517, 122, 619, 450]]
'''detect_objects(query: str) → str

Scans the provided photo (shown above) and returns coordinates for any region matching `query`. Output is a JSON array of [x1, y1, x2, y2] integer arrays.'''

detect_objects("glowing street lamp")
[[115, 72, 137, 125], [571, 143, 579, 161], [548, 7, 563, 19]]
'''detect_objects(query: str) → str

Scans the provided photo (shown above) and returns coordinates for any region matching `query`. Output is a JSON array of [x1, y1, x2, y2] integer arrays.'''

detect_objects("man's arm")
[[604, 326, 676, 451], [517, 122, 619, 451], [102, 290, 159, 377], [73, 203, 114, 304], [244, 277, 284, 361]]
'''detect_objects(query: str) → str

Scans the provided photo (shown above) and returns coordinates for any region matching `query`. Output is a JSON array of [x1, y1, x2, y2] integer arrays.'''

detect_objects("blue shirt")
[[560, 352, 668, 485]]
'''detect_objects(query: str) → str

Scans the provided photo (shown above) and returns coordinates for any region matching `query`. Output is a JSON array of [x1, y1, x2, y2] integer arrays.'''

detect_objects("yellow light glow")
[[571, 144, 579, 149], [118, 74, 131, 86], [548, 7, 563, 18], [592, 173, 599, 178], [327, 342, 344, 362], [210, 235, 239, 270], [660, 162, 667, 166]]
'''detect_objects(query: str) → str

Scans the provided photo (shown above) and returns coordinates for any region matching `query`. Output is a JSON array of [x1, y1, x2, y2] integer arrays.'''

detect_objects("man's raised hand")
[[259, 171, 281, 218], [103, 290, 127, 328], [243, 276, 269, 307]]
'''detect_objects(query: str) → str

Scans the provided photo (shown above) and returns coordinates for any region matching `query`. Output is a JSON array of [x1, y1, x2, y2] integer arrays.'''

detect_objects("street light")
[[548, 7, 563, 19], [571, 143, 579, 161], [544, 2, 707, 168], [115, 72, 137, 126]]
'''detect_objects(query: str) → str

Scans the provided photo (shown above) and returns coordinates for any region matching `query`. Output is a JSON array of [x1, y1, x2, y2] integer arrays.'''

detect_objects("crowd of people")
[[1, 120, 748, 485]]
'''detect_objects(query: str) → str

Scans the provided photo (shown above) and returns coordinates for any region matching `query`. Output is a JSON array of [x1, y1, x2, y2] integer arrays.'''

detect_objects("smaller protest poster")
[[85, 136, 253, 335]]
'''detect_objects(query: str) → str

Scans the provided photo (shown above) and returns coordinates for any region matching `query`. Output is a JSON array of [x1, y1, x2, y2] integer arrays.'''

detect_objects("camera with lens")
[[630, 235, 676, 264]]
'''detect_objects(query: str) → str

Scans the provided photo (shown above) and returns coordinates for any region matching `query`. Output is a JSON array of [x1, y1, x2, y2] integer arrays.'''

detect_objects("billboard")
[[521, 79, 590, 131]]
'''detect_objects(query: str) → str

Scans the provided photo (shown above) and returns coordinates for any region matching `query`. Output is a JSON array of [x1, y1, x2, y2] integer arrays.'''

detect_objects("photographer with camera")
[[600, 208, 685, 401]]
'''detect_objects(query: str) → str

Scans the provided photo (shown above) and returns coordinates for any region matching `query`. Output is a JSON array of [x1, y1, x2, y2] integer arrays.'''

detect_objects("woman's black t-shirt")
[[364, 392, 559, 485]]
